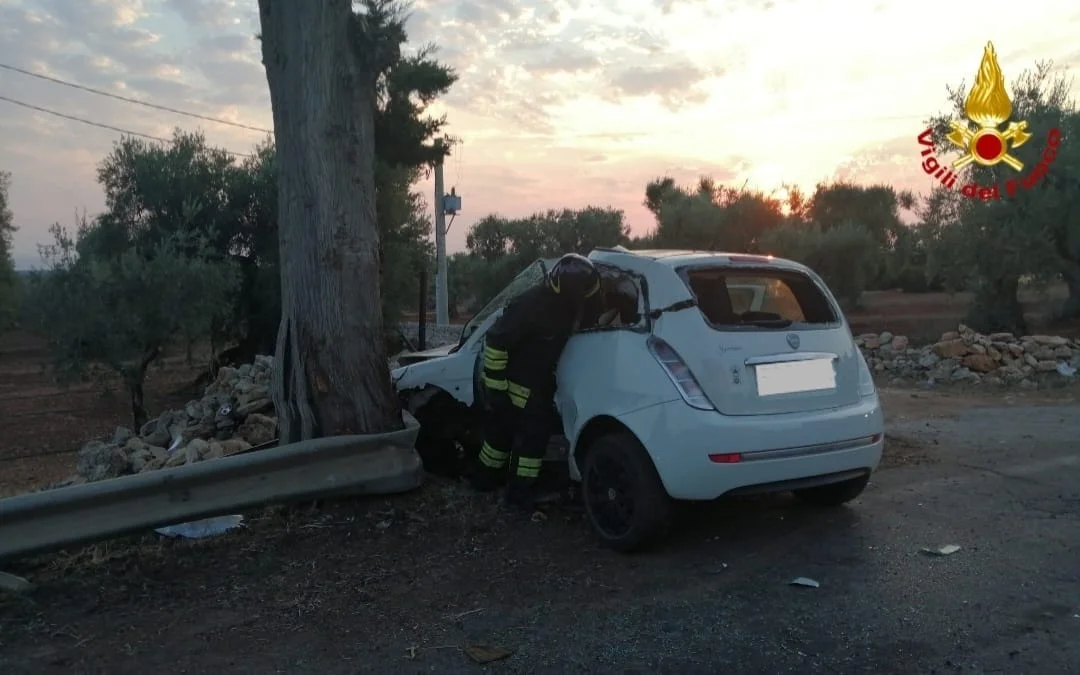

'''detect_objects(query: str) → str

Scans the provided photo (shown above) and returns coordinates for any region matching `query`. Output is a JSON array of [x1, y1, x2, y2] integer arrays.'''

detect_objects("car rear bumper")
[[615, 395, 885, 500]]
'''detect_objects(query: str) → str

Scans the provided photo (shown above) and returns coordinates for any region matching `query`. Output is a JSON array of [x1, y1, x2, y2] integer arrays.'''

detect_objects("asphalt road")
[[1, 391, 1078, 674]]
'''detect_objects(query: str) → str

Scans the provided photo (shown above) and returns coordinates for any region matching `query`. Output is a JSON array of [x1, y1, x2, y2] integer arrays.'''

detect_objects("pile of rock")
[[73, 356, 278, 484], [857, 325, 1080, 387]]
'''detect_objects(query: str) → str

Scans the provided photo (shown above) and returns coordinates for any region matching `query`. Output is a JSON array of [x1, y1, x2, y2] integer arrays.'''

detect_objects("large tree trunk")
[[258, 0, 401, 442]]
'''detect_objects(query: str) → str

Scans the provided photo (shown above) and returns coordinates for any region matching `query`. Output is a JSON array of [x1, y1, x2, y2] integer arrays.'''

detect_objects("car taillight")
[[856, 350, 877, 398], [646, 335, 715, 411]]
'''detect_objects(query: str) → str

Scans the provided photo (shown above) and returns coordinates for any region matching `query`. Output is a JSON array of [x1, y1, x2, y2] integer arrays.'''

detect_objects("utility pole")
[[433, 138, 449, 326]]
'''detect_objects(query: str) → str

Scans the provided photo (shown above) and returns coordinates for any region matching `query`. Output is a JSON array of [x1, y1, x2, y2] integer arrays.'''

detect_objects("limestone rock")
[[76, 440, 130, 482], [238, 413, 276, 446], [1031, 335, 1069, 347], [934, 339, 969, 358], [220, 438, 253, 457], [962, 353, 997, 373]]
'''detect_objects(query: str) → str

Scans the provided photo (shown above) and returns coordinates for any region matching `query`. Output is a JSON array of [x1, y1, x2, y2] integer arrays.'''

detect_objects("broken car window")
[[577, 266, 644, 332], [459, 260, 549, 344], [679, 266, 838, 330]]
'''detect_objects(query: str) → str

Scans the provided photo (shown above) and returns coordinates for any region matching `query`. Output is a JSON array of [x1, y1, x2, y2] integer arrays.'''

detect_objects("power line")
[[0, 94, 253, 158], [0, 62, 273, 134]]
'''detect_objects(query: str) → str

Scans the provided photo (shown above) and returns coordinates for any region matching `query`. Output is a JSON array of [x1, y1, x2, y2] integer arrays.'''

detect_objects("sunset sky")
[[1, 0, 1078, 269]]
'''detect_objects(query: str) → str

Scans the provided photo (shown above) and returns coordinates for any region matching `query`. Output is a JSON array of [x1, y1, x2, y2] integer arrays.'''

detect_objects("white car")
[[392, 247, 885, 551]]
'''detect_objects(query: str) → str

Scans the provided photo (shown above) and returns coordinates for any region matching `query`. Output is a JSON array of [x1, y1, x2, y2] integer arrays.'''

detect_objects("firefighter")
[[468, 253, 602, 512]]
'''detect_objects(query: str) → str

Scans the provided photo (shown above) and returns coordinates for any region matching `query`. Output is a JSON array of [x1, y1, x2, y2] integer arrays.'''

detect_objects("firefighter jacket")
[[481, 283, 580, 411]]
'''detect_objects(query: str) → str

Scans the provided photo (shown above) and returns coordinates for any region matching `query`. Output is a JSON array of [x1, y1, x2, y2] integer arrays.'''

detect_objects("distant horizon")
[[8, 182, 923, 272]]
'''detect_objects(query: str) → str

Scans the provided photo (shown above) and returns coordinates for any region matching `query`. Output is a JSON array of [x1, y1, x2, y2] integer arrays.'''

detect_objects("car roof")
[[589, 247, 807, 272]]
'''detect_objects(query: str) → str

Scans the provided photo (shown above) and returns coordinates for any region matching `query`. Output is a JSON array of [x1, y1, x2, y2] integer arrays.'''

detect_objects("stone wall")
[[858, 324, 1079, 388]]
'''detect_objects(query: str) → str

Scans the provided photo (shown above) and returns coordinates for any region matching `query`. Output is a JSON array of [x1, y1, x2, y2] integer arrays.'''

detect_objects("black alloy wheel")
[[581, 431, 673, 552]]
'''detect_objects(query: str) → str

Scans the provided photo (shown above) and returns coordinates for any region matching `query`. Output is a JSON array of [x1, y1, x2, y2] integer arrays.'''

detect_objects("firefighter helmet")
[[547, 253, 601, 301]]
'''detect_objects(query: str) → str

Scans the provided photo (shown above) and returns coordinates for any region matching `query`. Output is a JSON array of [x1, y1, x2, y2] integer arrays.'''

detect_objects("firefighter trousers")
[[476, 396, 552, 486]]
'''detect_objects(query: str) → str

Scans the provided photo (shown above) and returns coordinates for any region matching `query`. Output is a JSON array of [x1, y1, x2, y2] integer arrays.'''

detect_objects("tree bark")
[[258, 0, 402, 442], [969, 276, 1027, 335], [124, 346, 160, 430], [1059, 264, 1080, 320]]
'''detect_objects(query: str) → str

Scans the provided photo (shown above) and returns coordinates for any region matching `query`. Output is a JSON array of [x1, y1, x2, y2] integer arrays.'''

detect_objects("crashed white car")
[[392, 248, 885, 551]]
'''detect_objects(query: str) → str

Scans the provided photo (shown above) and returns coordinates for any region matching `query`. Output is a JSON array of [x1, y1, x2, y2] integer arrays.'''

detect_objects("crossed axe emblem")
[[946, 118, 1032, 171]]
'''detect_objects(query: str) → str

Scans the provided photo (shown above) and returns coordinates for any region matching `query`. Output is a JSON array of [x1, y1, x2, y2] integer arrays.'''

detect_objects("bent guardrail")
[[0, 416, 422, 563]]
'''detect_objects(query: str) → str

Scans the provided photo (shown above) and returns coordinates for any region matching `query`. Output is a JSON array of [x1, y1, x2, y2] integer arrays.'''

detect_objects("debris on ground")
[[921, 544, 962, 556], [790, 576, 820, 588], [463, 644, 515, 664], [0, 570, 35, 594], [154, 514, 246, 539]]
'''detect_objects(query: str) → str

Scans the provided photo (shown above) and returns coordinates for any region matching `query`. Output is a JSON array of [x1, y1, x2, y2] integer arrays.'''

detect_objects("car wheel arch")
[[571, 415, 636, 473], [400, 384, 450, 416]]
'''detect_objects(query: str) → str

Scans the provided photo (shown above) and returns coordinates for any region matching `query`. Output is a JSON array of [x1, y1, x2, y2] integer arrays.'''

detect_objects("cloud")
[[606, 60, 714, 110], [164, 0, 241, 30], [520, 45, 600, 75]]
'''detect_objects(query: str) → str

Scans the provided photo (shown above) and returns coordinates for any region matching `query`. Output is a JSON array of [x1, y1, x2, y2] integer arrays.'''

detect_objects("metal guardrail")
[[0, 418, 422, 563]]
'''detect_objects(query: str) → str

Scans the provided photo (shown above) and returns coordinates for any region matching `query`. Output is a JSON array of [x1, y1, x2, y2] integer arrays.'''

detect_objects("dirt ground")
[[844, 284, 1075, 342], [1, 386, 1078, 674], [0, 330, 208, 498]]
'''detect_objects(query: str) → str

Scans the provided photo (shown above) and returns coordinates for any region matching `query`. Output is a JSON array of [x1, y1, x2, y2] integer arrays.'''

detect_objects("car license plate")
[[755, 358, 835, 396]]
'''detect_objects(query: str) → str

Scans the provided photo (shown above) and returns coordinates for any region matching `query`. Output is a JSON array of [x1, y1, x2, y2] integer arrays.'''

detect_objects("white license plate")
[[755, 358, 836, 396]]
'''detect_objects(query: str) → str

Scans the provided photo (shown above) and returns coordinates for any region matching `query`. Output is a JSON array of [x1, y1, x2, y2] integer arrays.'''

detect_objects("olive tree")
[[26, 218, 239, 428]]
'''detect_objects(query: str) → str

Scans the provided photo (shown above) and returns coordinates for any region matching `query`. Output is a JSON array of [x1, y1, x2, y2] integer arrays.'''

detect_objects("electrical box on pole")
[[442, 189, 461, 215]]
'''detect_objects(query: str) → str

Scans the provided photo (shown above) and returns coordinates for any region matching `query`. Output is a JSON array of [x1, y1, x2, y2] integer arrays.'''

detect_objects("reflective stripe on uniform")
[[516, 456, 543, 478], [483, 375, 508, 391], [479, 441, 509, 469], [506, 381, 531, 409], [483, 346, 508, 371]]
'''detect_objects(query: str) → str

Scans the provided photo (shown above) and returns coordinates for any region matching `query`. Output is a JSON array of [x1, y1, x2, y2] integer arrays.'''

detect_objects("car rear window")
[[678, 266, 839, 329]]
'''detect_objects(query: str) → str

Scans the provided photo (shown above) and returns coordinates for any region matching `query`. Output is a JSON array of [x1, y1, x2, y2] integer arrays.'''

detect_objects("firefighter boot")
[[466, 460, 504, 492], [467, 440, 510, 492]]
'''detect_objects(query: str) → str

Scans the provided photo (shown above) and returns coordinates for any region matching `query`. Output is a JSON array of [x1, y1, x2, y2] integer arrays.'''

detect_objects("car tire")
[[413, 393, 475, 478], [581, 431, 673, 553], [793, 473, 870, 507]]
